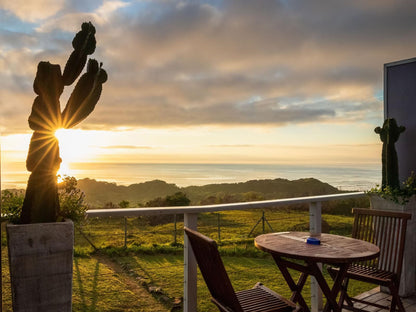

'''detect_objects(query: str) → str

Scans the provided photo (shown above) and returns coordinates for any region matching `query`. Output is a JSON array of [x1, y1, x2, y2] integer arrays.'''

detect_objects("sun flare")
[[54, 128, 97, 177]]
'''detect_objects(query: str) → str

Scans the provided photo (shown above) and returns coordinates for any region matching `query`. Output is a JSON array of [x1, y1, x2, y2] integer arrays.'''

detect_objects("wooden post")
[[309, 201, 323, 312], [183, 213, 198, 312]]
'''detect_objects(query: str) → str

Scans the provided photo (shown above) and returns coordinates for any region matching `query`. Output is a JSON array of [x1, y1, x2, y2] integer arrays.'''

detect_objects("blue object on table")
[[306, 237, 321, 245]]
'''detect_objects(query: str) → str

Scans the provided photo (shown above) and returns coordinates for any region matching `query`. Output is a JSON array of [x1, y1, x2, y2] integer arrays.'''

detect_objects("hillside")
[[183, 178, 339, 203], [77, 177, 340, 208], [77, 178, 180, 207]]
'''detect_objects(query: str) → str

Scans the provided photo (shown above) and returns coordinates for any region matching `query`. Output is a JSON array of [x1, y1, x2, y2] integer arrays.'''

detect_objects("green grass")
[[2, 208, 374, 311], [72, 256, 142, 311], [108, 249, 373, 311], [77, 209, 354, 249], [114, 253, 293, 311]]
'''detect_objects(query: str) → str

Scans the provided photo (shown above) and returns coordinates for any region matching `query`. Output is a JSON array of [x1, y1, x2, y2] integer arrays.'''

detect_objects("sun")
[[54, 128, 96, 178]]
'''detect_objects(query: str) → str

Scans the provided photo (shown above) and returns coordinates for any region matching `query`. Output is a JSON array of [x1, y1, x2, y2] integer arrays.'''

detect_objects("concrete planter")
[[369, 195, 416, 297], [7, 220, 74, 312]]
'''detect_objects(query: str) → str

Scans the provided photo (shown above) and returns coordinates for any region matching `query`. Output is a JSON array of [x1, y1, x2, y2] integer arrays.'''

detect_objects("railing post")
[[184, 213, 198, 312], [309, 201, 323, 312], [309, 201, 322, 235]]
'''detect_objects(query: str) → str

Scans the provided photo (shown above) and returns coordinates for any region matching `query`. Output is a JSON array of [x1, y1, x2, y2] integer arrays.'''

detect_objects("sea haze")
[[64, 163, 380, 191]]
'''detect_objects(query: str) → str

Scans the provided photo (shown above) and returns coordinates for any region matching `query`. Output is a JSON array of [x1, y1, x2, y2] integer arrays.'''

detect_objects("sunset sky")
[[2, 0, 416, 186]]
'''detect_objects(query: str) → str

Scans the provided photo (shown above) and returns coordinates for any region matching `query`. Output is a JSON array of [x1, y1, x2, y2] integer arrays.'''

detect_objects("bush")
[[58, 176, 88, 223], [143, 192, 190, 225], [1, 190, 24, 223]]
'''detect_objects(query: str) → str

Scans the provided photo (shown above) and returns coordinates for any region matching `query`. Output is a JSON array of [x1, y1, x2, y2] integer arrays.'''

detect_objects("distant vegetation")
[[3, 177, 369, 217], [77, 177, 342, 208]]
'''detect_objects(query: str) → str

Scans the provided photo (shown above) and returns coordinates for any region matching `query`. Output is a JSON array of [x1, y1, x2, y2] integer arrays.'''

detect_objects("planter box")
[[370, 195, 416, 297], [7, 220, 74, 312]]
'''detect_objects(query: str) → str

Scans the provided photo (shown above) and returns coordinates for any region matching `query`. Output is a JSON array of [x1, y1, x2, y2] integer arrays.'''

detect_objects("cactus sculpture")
[[20, 22, 107, 223], [374, 118, 405, 191]]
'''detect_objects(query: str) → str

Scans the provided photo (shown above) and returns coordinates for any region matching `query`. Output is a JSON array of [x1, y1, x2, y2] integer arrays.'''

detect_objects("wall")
[[385, 58, 416, 182], [384, 57, 416, 297]]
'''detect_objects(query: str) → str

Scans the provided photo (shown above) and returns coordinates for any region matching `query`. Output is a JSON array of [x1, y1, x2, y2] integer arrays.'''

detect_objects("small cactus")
[[20, 22, 107, 224], [374, 118, 405, 190]]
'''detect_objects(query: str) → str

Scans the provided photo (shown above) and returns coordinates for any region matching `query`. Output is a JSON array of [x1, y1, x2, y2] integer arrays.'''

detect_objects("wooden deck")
[[343, 287, 416, 311]]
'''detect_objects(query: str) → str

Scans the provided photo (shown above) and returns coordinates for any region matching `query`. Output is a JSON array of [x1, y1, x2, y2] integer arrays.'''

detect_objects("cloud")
[[36, 0, 130, 32], [0, 0, 65, 22], [2, 0, 416, 134], [95, 0, 130, 23], [90, 97, 335, 128]]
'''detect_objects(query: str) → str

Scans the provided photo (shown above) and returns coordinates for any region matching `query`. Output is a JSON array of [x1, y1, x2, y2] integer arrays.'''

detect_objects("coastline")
[[2, 162, 380, 191]]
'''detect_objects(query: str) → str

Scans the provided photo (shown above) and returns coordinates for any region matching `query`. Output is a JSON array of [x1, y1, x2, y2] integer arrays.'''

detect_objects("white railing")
[[87, 191, 366, 312]]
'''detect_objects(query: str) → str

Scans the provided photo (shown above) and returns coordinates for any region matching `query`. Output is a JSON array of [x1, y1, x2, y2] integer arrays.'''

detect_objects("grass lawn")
[[112, 249, 373, 311], [75, 209, 354, 250], [115, 252, 300, 311]]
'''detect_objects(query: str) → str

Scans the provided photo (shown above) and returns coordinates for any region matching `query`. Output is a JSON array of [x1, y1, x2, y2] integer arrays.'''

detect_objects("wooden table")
[[255, 231, 379, 312]]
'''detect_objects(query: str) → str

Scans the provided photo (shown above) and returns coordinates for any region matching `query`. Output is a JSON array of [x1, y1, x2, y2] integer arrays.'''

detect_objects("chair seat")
[[328, 263, 396, 286], [236, 283, 295, 312]]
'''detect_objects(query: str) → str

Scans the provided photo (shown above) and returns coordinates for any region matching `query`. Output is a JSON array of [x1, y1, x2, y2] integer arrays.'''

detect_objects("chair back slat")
[[390, 218, 402, 272], [184, 227, 243, 312], [352, 208, 411, 276], [378, 215, 389, 270]]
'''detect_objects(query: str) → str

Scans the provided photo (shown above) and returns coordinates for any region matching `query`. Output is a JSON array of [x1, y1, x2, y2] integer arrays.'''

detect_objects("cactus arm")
[[61, 59, 107, 128], [62, 22, 96, 86]]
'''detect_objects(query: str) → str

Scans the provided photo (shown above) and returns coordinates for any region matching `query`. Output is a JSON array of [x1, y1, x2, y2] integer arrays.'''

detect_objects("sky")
[[2, 0, 416, 186]]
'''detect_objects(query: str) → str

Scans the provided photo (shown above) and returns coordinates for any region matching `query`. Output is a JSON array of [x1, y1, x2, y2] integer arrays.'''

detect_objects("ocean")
[[1, 162, 380, 191]]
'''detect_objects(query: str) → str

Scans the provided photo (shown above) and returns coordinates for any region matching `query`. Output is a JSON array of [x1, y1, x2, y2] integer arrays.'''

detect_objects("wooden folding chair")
[[327, 208, 411, 312], [184, 227, 298, 312]]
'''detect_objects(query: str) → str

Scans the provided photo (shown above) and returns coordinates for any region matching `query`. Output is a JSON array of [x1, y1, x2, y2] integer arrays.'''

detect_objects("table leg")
[[325, 263, 349, 312], [307, 261, 349, 312], [272, 255, 310, 312]]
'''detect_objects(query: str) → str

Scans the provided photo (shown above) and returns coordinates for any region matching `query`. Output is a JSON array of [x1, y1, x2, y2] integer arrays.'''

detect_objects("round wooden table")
[[255, 232, 380, 312]]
